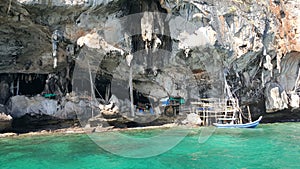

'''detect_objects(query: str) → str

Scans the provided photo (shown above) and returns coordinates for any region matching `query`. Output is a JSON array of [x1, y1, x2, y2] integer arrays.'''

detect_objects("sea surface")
[[0, 123, 300, 169]]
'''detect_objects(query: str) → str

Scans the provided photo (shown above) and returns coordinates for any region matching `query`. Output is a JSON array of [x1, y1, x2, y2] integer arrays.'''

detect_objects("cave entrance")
[[16, 74, 47, 96], [0, 73, 47, 103], [94, 74, 112, 101], [0, 73, 47, 96], [10, 74, 47, 96], [98, 77, 154, 113], [133, 90, 154, 114]]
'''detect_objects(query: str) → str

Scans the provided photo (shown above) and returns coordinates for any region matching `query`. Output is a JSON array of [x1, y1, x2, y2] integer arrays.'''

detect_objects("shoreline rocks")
[[0, 113, 12, 132], [181, 113, 202, 126]]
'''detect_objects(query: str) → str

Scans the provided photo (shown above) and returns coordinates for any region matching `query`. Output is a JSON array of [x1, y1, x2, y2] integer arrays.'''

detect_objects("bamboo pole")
[[205, 110, 207, 126], [129, 66, 135, 117], [239, 111, 242, 124], [88, 61, 95, 118], [209, 110, 212, 125], [203, 110, 206, 126], [225, 99, 227, 118], [247, 105, 252, 122], [88, 62, 95, 100]]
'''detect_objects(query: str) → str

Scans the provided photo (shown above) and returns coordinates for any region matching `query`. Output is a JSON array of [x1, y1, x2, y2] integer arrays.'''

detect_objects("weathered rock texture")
[[182, 113, 202, 126], [1, 0, 300, 127], [0, 113, 12, 132]]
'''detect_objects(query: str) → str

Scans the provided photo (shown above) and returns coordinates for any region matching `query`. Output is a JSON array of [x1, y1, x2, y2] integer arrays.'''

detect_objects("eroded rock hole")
[[133, 90, 152, 113], [95, 75, 112, 100], [17, 74, 47, 96], [0, 73, 48, 103]]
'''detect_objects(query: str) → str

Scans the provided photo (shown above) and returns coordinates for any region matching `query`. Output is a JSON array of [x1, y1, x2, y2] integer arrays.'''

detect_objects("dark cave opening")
[[95, 75, 112, 100], [133, 90, 154, 113], [100, 76, 153, 111], [0, 73, 47, 104], [16, 74, 47, 96], [133, 90, 151, 105], [0, 73, 47, 96]]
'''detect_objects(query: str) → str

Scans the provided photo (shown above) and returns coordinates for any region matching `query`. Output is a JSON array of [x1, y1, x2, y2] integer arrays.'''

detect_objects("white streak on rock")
[[263, 55, 273, 76], [77, 32, 124, 55], [178, 27, 216, 53], [141, 12, 154, 42], [141, 12, 154, 53], [290, 93, 300, 108], [126, 54, 133, 67], [53, 57, 57, 69]]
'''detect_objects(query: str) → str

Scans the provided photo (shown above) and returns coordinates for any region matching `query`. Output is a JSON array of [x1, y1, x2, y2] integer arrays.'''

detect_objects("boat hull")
[[213, 116, 262, 128]]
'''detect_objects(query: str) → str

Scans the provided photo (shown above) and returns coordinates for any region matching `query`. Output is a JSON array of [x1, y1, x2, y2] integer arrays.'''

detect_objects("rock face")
[[0, 1, 54, 73], [0, 0, 300, 126], [5, 94, 99, 131], [6, 95, 90, 119]]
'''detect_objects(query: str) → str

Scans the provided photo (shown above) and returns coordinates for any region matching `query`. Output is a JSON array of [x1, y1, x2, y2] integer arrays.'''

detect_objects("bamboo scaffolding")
[[191, 97, 240, 126]]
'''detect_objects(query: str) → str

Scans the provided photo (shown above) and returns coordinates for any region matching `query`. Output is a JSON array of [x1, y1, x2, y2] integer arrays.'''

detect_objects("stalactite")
[[16, 77, 19, 95], [25, 74, 28, 83], [10, 80, 14, 96]]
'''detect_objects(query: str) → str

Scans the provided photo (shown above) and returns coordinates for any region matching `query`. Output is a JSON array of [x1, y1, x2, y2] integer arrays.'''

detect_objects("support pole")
[[129, 66, 135, 117], [239, 112, 242, 124], [247, 105, 252, 122], [202, 109, 205, 126], [88, 61, 95, 118], [205, 109, 208, 126]]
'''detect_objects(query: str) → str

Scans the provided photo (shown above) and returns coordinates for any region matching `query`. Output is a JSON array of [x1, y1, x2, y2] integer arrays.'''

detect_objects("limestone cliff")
[[1, 0, 300, 126]]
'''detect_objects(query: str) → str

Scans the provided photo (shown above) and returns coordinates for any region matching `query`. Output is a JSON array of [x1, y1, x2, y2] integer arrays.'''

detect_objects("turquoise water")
[[0, 123, 300, 169]]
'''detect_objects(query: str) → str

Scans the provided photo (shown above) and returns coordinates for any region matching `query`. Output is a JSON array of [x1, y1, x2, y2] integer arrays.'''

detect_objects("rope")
[[239, 107, 249, 121]]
